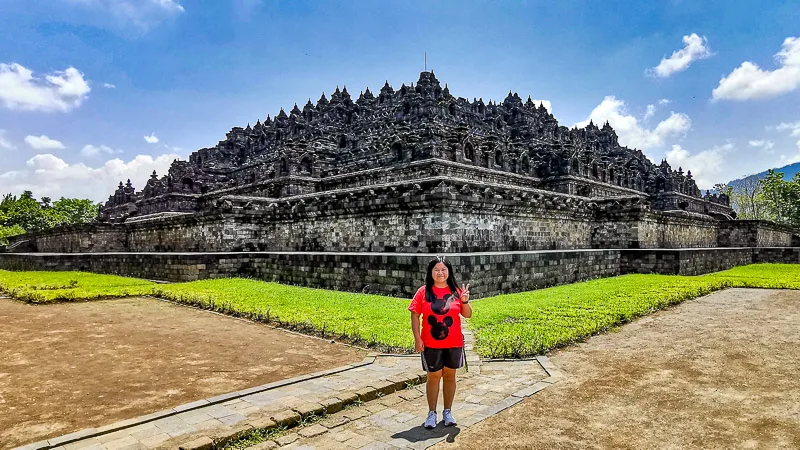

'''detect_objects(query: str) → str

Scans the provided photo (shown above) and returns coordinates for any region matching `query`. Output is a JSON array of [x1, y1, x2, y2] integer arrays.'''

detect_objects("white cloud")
[[645, 99, 673, 121], [712, 37, 800, 101], [776, 121, 800, 138], [574, 96, 691, 155], [644, 104, 656, 120], [0, 130, 15, 150], [0, 63, 91, 112], [778, 143, 800, 166], [81, 144, 122, 157], [67, 0, 184, 28], [152, 0, 183, 12], [648, 33, 713, 78], [103, 83, 116, 89], [0, 152, 181, 202], [772, 120, 800, 164], [748, 140, 775, 151], [666, 143, 733, 189], [144, 133, 159, 144], [24, 135, 65, 150]]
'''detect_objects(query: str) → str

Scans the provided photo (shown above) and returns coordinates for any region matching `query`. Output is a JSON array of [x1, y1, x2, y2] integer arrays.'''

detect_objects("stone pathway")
[[16, 356, 423, 450], [261, 357, 558, 450], [234, 322, 564, 450], [17, 320, 564, 450]]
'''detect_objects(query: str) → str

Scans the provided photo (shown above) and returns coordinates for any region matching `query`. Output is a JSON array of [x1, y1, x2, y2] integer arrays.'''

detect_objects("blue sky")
[[1, 0, 799, 201]]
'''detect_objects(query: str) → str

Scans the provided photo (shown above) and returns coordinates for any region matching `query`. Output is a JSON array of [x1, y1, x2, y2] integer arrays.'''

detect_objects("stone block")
[[269, 410, 301, 428], [178, 436, 213, 450], [319, 397, 344, 415], [247, 417, 277, 430], [319, 415, 350, 429], [248, 441, 278, 449], [355, 386, 379, 402], [291, 401, 326, 418], [273, 433, 299, 446], [210, 424, 253, 448], [297, 423, 328, 438]]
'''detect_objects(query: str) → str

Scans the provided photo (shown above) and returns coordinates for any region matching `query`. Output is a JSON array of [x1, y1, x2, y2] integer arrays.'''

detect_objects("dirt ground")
[[439, 288, 800, 450], [0, 297, 366, 448]]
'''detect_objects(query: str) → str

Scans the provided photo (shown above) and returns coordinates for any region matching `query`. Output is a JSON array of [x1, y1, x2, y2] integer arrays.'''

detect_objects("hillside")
[[727, 161, 800, 188]]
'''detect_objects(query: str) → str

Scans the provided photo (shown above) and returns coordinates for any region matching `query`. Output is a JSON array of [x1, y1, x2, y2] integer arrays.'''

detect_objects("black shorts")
[[421, 347, 464, 372]]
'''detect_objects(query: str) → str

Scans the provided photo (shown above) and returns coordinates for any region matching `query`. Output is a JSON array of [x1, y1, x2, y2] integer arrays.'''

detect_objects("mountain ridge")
[[727, 161, 800, 187]]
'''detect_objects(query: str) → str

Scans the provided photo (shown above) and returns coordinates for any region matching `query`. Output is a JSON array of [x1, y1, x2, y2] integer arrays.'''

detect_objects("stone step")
[[172, 370, 427, 450]]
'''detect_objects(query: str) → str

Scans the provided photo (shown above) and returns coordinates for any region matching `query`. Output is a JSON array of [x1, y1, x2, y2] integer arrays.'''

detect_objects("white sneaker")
[[424, 410, 437, 429], [443, 409, 457, 426]]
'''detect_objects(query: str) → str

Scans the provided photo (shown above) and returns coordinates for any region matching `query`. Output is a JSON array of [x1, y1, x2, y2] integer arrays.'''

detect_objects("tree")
[[0, 192, 100, 241], [759, 170, 800, 227], [714, 180, 769, 220], [0, 224, 25, 246], [48, 198, 100, 225], [761, 170, 787, 223], [0, 193, 50, 231]]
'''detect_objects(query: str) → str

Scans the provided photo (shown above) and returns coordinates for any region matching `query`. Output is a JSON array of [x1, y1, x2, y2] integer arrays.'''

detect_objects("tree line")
[[715, 170, 800, 227], [0, 191, 99, 246]]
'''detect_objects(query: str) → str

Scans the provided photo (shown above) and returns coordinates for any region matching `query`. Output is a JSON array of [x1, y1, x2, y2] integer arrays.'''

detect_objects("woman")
[[409, 256, 472, 429]]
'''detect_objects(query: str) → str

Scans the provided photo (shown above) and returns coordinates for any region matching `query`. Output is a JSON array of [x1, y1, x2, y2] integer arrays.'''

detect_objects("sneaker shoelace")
[[425, 411, 437, 427]]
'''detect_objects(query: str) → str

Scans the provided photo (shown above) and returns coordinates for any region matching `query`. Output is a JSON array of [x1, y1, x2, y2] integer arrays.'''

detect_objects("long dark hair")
[[425, 256, 461, 303]]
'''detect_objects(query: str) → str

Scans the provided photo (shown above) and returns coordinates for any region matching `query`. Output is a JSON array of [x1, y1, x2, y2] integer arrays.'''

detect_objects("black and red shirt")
[[408, 285, 464, 349]]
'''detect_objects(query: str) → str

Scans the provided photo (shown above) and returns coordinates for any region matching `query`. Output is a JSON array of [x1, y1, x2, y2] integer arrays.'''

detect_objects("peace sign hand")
[[461, 283, 471, 303]]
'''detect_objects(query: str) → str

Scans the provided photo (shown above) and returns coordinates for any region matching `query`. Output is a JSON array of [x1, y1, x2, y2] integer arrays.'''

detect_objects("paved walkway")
[[261, 357, 559, 450], [17, 355, 422, 450], [18, 320, 564, 450]]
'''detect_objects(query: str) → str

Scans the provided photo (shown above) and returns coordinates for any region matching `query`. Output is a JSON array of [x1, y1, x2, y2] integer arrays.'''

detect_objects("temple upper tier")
[[100, 71, 731, 221]]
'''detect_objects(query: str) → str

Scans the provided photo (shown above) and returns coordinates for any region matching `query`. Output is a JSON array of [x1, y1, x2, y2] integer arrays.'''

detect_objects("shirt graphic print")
[[409, 285, 464, 349]]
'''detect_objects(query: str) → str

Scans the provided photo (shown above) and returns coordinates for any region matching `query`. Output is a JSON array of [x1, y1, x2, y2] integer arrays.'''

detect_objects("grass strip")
[[470, 264, 800, 358], [0, 270, 155, 303], [152, 278, 413, 352], [1, 264, 798, 357]]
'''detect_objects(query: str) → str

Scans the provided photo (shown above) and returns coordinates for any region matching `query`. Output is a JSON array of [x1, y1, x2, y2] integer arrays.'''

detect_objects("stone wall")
[[619, 248, 754, 275], [591, 210, 718, 249], [117, 208, 596, 254], [3, 247, 798, 298], [28, 225, 127, 253], [0, 250, 620, 298], [650, 192, 733, 217], [752, 247, 800, 264], [718, 220, 796, 247], [635, 212, 719, 248], [541, 176, 645, 198], [15, 178, 602, 254]]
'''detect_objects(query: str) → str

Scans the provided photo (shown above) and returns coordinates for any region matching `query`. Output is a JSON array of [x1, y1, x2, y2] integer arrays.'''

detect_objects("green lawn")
[[1, 264, 798, 357], [0, 270, 156, 303], [152, 279, 412, 352], [471, 264, 800, 358], [0, 270, 413, 352]]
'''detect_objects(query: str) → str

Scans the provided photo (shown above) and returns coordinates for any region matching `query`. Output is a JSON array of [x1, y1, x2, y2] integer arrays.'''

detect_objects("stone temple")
[[3, 72, 799, 297]]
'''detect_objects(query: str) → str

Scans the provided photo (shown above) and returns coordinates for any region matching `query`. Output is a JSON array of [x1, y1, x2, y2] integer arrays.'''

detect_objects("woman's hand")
[[411, 312, 423, 351], [460, 283, 470, 303]]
